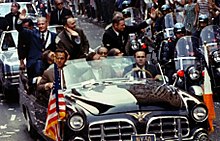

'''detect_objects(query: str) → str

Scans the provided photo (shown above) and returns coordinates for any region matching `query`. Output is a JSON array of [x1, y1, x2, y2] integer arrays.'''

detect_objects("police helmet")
[[174, 23, 186, 34], [122, 0, 131, 10], [161, 4, 171, 12], [122, 9, 131, 18], [198, 14, 208, 23]]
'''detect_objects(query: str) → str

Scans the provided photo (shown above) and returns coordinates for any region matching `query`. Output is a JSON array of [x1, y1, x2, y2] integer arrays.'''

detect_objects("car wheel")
[[25, 108, 37, 138]]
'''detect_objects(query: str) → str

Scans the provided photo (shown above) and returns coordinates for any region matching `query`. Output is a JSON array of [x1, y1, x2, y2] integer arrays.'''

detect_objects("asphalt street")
[[0, 16, 220, 141]]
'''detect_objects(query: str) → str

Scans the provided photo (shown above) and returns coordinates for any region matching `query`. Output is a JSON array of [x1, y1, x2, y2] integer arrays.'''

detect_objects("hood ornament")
[[127, 112, 151, 122]]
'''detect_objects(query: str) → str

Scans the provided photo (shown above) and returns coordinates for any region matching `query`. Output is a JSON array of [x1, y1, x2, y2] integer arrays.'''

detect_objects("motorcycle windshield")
[[200, 25, 220, 53], [124, 7, 142, 26], [164, 13, 174, 28], [175, 36, 200, 70]]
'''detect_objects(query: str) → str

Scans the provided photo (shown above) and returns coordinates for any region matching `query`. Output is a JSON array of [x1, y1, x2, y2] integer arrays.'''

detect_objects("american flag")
[[44, 64, 66, 141]]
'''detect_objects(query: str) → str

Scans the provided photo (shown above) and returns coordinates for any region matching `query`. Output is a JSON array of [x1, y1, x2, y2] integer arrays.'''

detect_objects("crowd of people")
[[0, 0, 219, 93]]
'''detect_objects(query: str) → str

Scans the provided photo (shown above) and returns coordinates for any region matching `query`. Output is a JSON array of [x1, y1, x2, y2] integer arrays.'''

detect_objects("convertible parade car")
[[19, 56, 210, 141]]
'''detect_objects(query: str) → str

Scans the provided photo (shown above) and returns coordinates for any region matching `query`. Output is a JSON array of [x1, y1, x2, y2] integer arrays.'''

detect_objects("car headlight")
[[212, 50, 220, 63], [188, 66, 200, 80], [69, 114, 85, 131], [191, 105, 208, 122]]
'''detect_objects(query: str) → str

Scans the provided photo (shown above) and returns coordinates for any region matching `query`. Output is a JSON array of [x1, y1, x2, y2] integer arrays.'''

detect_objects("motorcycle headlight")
[[212, 51, 220, 63], [69, 114, 85, 131], [191, 105, 208, 122], [188, 67, 200, 80]]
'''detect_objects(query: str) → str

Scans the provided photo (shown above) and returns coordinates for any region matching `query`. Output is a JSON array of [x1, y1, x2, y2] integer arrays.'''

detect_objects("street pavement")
[[0, 16, 220, 141]]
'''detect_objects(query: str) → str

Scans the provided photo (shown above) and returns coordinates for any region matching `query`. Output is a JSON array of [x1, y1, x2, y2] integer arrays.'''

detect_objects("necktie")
[[58, 10, 61, 21], [41, 33, 45, 45], [139, 70, 144, 79]]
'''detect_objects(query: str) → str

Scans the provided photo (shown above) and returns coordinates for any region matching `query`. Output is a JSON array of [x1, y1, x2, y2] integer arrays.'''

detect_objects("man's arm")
[[37, 69, 53, 92]]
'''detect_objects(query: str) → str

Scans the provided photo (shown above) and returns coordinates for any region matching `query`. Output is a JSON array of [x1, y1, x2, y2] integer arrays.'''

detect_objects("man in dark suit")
[[49, 0, 73, 25], [5, 2, 21, 30], [16, 10, 57, 81], [56, 16, 89, 59], [37, 48, 68, 95], [123, 49, 161, 79], [102, 16, 150, 54]]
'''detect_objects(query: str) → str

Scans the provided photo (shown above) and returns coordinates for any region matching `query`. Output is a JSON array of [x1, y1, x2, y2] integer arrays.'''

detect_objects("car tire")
[[25, 108, 37, 139]]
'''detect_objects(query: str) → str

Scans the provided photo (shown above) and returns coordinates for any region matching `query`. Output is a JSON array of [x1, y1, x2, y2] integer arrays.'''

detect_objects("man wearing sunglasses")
[[49, 0, 73, 25]]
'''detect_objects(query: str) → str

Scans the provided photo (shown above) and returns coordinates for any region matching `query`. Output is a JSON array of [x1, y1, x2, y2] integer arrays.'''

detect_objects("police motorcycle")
[[123, 7, 152, 55], [173, 36, 204, 97], [200, 25, 220, 98]]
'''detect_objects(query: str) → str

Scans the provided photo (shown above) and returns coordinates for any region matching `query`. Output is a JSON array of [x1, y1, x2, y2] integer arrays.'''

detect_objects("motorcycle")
[[123, 7, 153, 55], [200, 25, 220, 99], [173, 36, 204, 97]]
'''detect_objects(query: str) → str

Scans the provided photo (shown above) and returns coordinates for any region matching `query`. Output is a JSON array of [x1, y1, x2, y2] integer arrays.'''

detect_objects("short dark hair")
[[55, 48, 69, 60], [22, 18, 34, 27], [112, 16, 124, 25], [11, 2, 20, 9], [133, 49, 146, 57], [86, 52, 96, 61], [62, 15, 74, 26]]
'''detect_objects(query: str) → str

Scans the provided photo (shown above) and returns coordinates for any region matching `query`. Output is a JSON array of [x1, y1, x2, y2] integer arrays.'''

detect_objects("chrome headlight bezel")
[[68, 114, 85, 131], [188, 66, 200, 80], [212, 50, 220, 63], [191, 105, 208, 122]]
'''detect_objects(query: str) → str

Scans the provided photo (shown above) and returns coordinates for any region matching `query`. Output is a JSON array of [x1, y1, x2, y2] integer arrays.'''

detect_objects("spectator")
[[49, 0, 73, 25], [183, 0, 199, 33], [5, 2, 21, 30], [16, 10, 57, 82], [56, 16, 90, 59]]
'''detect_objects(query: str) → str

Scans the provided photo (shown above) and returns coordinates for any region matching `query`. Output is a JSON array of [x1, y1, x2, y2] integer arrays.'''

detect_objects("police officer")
[[158, 23, 186, 84], [192, 14, 209, 38]]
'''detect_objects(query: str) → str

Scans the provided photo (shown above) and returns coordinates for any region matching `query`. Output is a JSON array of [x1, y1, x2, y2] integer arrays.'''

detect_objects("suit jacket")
[[56, 28, 89, 59], [16, 25, 57, 68], [49, 8, 73, 25], [123, 63, 159, 78], [5, 12, 20, 30], [37, 67, 55, 93], [102, 21, 148, 52]]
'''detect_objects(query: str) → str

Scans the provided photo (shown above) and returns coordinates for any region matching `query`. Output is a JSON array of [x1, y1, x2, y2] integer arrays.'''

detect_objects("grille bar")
[[146, 116, 190, 140]]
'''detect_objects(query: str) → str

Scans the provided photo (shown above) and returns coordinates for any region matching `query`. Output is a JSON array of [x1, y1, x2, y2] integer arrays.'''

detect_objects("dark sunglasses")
[[56, 2, 63, 5]]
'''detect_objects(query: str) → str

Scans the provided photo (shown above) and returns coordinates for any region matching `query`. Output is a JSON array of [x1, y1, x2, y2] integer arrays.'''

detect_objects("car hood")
[[69, 81, 186, 115]]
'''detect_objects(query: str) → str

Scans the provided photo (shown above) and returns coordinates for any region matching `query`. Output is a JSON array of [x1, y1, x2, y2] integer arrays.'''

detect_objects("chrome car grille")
[[146, 116, 190, 140], [89, 119, 136, 141]]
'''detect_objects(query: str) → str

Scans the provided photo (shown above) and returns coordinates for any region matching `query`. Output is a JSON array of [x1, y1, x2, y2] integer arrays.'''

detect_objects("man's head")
[[11, 2, 20, 15], [112, 17, 126, 32], [97, 46, 108, 58], [198, 14, 208, 29], [134, 50, 147, 67], [22, 18, 34, 29], [64, 16, 76, 30], [55, 48, 68, 68], [37, 17, 48, 32], [174, 23, 186, 39], [55, 0, 64, 10]]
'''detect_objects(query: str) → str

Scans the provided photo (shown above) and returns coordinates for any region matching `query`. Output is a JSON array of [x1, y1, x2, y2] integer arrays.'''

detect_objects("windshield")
[[0, 3, 37, 17], [200, 25, 220, 53], [175, 36, 200, 57], [63, 57, 135, 88], [175, 36, 200, 70], [1, 31, 18, 50], [164, 13, 174, 28]]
